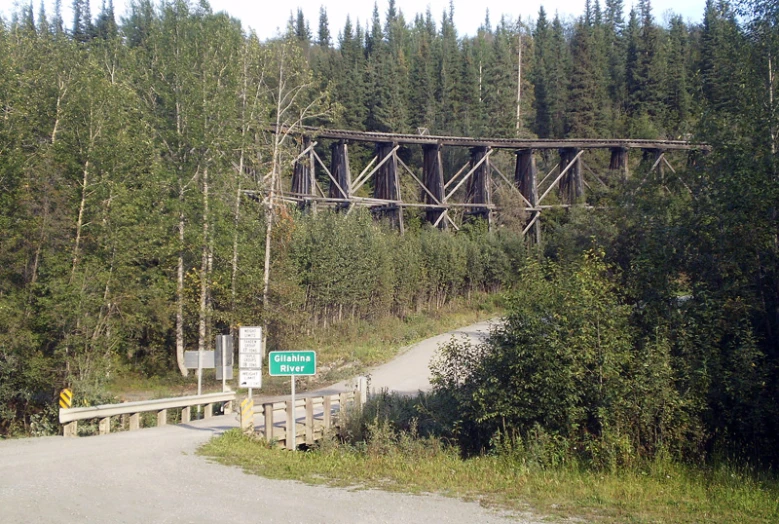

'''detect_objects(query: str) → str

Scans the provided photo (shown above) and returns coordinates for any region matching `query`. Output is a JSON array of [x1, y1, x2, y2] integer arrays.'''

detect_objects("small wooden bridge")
[[260, 126, 710, 239], [58, 381, 367, 450]]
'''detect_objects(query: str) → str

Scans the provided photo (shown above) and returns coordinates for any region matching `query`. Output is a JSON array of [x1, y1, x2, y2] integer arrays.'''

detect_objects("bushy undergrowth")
[[1, 206, 520, 436], [429, 244, 779, 469], [277, 212, 523, 339], [201, 394, 779, 523]]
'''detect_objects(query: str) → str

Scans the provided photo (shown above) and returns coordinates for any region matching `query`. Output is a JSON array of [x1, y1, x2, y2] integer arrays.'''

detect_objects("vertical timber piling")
[[329, 140, 351, 211], [465, 146, 492, 225], [559, 148, 584, 204], [610, 147, 630, 181], [516, 149, 541, 243], [373, 142, 403, 230], [291, 136, 314, 211], [423, 144, 446, 228]]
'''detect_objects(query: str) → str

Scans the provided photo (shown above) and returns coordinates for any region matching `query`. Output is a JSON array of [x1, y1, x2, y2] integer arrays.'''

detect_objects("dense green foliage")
[[429, 0, 779, 466], [0, 1, 527, 435], [2, 0, 779, 475], [432, 253, 700, 465], [299, 0, 701, 139]]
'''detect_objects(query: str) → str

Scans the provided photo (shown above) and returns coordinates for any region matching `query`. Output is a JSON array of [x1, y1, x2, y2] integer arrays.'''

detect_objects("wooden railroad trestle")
[[268, 127, 710, 238]]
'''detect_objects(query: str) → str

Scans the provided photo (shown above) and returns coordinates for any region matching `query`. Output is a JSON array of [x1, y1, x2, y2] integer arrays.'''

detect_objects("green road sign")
[[268, 350, 316, 376]]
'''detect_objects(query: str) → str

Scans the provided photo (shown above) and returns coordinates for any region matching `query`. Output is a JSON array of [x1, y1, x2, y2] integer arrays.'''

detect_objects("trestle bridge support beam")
[[275, 127, 710, 239]]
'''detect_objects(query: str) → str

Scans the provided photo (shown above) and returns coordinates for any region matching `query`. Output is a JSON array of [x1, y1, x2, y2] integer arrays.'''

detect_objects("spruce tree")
[[458, 38, 483, 136], [533, 7, 553, 138], [409, 12, 437, 131], [317, 6, 330, 48], [483, 18, 517, 137], [72, 0, 93, 42], [337, 16, 368, 130], [625, 0, 665, 135], [604, 0, 627, 112], [292, 8, 311, 44], [53, 0, 64, 36], [567, 20, 599, 137], [37, 1, 49, 35], [664, 15, 692, 136], [434, 2, 459, 133], [95, 0, 117, 39], [549, 14, 571, 138]]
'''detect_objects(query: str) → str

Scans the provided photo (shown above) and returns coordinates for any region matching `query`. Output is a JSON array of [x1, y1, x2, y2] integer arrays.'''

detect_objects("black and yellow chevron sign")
[[59, 388, 73, 409]]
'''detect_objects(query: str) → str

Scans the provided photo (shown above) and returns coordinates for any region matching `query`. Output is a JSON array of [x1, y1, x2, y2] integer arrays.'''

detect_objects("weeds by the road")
[[201, 414, 779, 524]]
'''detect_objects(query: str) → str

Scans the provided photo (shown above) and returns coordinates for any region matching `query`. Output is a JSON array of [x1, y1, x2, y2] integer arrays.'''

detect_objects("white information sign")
[[239, 326, 263, 393], [239, 370, 262, 388], [239, 353, 262, 369], [239, 327, 262, 340], [239, 338, 262, 353]]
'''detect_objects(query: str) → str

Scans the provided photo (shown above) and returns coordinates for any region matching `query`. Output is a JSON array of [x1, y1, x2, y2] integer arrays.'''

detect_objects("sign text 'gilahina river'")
[[268, 350, 317, 376]]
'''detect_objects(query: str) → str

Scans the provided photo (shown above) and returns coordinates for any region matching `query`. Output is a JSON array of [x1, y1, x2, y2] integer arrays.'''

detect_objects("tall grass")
[[200, 392, 779, 523]]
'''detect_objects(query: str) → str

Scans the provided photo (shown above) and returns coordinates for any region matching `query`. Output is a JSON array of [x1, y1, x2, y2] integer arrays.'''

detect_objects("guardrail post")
[[182, 406, 191, 424], [263, 403, 274, 443], [129, 413, 140, 431], [63, 421, 77, 437], [337, 392, 348, 428], [204, 403, 213, 419], [286, 400, 295, 450], [157, 409, 167, 427], [240, 399, 254, 433], [223, 400, 233, 415], [357, 376, 368, 407], [99, 417, 111, 435], [323, 396, 332, 430], [305, 398, 314, 445]]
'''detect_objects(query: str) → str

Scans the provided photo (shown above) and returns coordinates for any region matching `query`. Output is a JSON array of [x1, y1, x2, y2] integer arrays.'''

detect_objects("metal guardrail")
[[58, 392, 236, 437]]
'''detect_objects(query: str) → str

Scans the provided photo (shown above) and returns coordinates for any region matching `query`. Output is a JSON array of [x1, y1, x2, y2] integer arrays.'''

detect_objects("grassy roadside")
[[201, 429, 779, 523], [106, 295, 503, 400]]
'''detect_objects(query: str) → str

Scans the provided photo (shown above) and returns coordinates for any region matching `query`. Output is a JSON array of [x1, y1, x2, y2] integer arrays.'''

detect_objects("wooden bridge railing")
[[255, 378, 367, 450], [58, 392, 236, 437]]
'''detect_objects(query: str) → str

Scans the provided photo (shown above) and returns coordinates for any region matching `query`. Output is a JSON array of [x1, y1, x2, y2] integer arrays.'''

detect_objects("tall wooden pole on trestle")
[[373, 142, 403, 231], [309, 138, 317, 215], [654, 148, 665, 183], [423, 144, 446, 229], [559, 148, 583, 204], [642, 148, 666, 185], [610, 147, 630, 181], [292, 136, 314, 212], [329, 140, 351, 212], [466, 146, 492, 225], [516, 149, 540, 243]]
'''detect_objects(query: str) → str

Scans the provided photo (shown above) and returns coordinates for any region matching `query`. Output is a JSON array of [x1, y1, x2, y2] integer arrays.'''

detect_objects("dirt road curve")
[[319, 318, 495, 396], [0, 319, 542, 524]]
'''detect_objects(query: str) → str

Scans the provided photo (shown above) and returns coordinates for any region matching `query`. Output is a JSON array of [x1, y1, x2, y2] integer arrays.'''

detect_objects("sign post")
[[269, 350, 316, 450], [215, 335, 234, 392]]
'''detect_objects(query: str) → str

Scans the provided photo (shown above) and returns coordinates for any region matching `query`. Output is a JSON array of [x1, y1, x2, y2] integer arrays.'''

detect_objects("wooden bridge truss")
[[257, 127, 711, 239]]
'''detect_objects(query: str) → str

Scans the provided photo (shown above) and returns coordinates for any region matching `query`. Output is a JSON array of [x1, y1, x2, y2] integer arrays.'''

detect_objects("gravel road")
[[0, 319, 546, 524]]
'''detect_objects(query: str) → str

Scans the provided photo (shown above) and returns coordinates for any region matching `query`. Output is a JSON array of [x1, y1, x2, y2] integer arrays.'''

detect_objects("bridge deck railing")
[[58, 392, 236, 437], [256, 379, 367, 450]]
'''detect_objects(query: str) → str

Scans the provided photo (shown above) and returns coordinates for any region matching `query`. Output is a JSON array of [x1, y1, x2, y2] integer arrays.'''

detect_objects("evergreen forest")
[[2, 0, 779, 470]]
